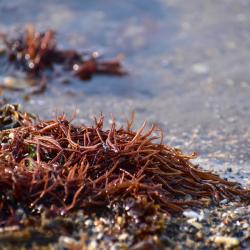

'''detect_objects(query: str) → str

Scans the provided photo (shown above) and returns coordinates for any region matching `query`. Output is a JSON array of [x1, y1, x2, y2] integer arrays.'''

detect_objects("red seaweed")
[[0, 115, 249, 226]]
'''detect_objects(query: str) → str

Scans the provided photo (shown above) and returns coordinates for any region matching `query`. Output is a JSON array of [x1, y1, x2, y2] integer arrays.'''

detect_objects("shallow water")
[[0, 0, 250, 183]]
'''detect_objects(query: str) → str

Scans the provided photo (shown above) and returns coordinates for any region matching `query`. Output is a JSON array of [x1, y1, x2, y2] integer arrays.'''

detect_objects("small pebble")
[[118, 233, 129, 241], [187, 218, 203, 229], [211, 236, 239, 248], [192, 63, 209, 75], [183, 210, 203, 221]]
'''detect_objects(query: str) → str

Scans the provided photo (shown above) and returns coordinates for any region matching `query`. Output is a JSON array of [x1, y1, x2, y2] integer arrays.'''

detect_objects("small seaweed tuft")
[[2, 25, 126, 83]]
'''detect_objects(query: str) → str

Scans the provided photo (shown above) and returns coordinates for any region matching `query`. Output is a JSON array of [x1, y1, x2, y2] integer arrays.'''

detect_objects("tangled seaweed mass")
[[0, 115, 249, 226], [3, 25, 126, 80]]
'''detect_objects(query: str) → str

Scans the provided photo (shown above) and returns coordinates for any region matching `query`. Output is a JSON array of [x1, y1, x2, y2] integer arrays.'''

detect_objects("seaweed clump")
[[2, 25, 126, 84], [0, 115, 249, 226]]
